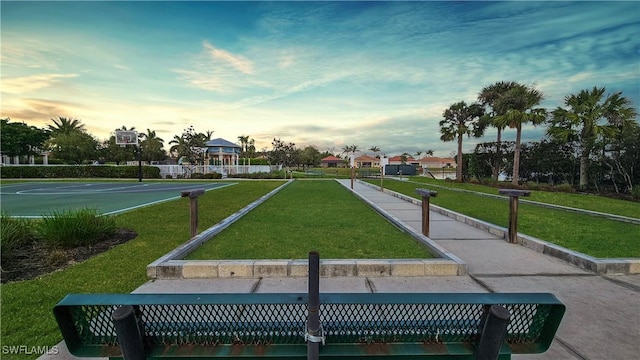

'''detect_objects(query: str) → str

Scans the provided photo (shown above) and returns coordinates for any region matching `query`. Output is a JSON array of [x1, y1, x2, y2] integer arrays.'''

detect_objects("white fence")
[[154, 165, 275, 178]]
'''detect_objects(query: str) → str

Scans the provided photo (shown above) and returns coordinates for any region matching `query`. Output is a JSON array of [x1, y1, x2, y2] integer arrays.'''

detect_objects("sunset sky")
[[2, 1, 638, 157]]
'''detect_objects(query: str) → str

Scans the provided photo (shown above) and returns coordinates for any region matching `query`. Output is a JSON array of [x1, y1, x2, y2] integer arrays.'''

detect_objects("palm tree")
[[494, 84, 547, 185], [415, 151, 423, 159], [238, 135, 249, 156], [439, 101, 485, 182], [140, 129, 165, 162], [48, 117, 86, 134], [369, 146, 381, 158], [169, 135, 189, 160], [478, 81, 519, 181], [547, 86, 637, 189]]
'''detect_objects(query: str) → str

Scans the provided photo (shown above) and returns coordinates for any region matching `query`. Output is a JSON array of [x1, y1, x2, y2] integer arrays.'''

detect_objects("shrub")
[[203, 172, 222, 179], [190, 172, 205, 179], [165, 174, 174, 179], [0, 165, 161, 179], [552, 183, 576, 193], [38, 209, 116, 248], [0, 213, 37, 261]]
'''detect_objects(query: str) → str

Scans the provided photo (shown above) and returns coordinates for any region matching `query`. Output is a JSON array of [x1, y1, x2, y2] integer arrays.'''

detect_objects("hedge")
[[0, 165, 161, 179]]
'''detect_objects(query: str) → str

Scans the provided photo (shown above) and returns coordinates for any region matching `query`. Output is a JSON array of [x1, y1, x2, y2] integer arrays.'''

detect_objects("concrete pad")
[[256, 277, 308, 293], [514, 340, 581, 360], [369, 276, 488, 292], [320, 277, 371, 293], [613, 274, 640, 288], [132, 278, 259, 293], [437, 240, 590, 275], [477, 275, 640, 360], [429, 221, 499, 240]]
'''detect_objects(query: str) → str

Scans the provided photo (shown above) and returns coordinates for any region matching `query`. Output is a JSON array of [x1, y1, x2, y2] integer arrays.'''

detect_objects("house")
[[354, 155, 380, 168], [387, 155, 416, 165], [205, 138, 241, 166], [418, 157, 456, 169], [320, 155, 345, 168]]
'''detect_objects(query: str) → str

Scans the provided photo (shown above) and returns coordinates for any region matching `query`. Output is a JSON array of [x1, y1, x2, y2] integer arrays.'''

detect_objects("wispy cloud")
[[203, 41, 253, 74], [1, 74, 78, 94]]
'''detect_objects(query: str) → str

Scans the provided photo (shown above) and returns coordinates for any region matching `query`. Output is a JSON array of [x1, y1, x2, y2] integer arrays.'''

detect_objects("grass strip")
[[401, 177, 640, 219], [187, 180, 433, 259], [370, 179, 640, 258], [0, 181, 284, 358]]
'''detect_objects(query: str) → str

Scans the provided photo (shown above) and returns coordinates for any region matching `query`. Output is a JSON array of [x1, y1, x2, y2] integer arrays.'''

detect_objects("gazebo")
[[205, 138, 241, 171]]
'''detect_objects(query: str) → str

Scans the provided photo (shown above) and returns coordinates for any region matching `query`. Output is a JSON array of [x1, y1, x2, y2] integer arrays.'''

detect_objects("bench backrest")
[[54, 292, 565, 359]]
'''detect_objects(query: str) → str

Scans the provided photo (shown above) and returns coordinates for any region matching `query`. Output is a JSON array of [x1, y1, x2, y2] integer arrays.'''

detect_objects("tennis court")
[[0, 181, 236, 218]]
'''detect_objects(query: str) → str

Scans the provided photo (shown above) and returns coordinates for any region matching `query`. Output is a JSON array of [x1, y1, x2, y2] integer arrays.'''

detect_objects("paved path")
[[42, 179, 640, 360]]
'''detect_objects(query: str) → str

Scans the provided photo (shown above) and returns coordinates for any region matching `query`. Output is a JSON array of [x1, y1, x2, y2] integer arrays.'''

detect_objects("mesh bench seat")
[[54, 292, 565, 359]]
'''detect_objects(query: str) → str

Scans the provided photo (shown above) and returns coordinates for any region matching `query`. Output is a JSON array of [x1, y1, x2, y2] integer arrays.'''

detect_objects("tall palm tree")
[[369, 146, 381, 158], [547, 86, 636, 189], [439, 101, 485, 182], [238, 135, 249, 156], [48, 117, 86, 134], [478, 81, 519, 181], [140, 129, 165, 162], [494, 84, 547, 185], [169, 135, 189, 160]]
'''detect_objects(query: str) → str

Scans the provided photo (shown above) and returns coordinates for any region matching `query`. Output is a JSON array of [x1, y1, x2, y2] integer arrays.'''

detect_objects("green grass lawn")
[[0, 180, 285, 358], [370, 179, 640, 258], [187, 180, 432, 260], [400, 177, 640, 218]]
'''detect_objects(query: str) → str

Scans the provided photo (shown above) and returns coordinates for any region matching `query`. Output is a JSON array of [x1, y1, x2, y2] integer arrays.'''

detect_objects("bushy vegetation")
[[189, 172, 222, 179], [0, 165, 161, 179], [0, 214, 35, 262], [38, 209, 116, 248]]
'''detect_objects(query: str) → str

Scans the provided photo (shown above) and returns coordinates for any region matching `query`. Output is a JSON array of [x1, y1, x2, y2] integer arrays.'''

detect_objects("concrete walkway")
[[42, 179, 640, 360]]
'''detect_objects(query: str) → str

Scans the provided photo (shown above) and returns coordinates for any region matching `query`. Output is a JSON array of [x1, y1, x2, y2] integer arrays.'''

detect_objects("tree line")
[[439, 82, 638, 194]]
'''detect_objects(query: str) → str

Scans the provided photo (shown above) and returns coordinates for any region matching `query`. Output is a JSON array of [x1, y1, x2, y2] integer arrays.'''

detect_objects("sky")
[[1, 1, 639, 158]]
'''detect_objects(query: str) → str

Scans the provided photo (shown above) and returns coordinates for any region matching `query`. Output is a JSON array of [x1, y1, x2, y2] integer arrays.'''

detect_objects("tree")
[[547, 86, 637, 190], [46, 131, 98, 164], [342, 144, 358, 167], [478, 81, 519, 181], [47, 117, 86, 135], [300, 145, 321, 168], [140, 129, 166, 163], [369, 146, 381, 158], [0, 118, 49, 157], [494, 84, 547, 185], [238, 135, 249, 157], [439, 101, 485, 182], [169, 126, 207, 164], [268, 138, 297, 168], [101, 126, 138, 165]]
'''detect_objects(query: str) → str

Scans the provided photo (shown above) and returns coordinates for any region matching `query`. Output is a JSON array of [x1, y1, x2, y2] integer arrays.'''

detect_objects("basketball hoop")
[[115, 130, 139, 146]]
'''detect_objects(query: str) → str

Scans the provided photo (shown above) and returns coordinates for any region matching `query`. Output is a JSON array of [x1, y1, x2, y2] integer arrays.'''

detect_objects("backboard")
[[115, 130, 139, 145]]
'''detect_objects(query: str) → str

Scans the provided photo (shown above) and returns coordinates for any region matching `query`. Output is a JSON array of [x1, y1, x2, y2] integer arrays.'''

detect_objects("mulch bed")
[[0, 228, 137, 284]]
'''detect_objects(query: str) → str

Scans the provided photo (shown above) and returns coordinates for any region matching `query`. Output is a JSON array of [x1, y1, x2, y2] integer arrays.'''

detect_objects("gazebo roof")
[[205, 138, 240, 148]]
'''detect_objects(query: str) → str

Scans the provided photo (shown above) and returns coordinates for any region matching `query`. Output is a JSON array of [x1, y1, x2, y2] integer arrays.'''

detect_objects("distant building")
[[205, 138, 241, 167], [387, 155, 416, 165], [321, 155, 345, 168], [354, 155, 379, 168], [418, 157, 456, 168]]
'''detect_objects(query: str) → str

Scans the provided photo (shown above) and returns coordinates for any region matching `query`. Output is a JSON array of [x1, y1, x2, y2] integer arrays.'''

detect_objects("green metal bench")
[[54, 292, 565, 359]]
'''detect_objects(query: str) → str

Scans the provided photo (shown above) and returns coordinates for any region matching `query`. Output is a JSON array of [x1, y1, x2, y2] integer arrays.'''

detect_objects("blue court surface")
[[0, 181, 236, 217]]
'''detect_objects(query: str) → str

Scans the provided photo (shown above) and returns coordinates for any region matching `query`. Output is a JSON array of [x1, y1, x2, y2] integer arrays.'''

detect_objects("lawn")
[[370, 178, 640, 258], [0, 180, 285, 358], [187, 180, 432, 259], [398, 177, 640, 218]]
